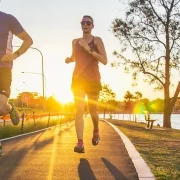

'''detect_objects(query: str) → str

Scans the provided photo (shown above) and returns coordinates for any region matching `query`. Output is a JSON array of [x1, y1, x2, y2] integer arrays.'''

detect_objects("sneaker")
[[0, 144, 3, 156], [92, 132, 100, 146], [9, 102, 20, 125], [74, 142, 85, 153]]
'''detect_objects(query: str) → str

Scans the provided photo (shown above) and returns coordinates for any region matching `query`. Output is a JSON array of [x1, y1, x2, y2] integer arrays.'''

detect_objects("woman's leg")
[[87, 92, 99, 131], [73, 90, 86, 142], [87, 92, 100, 146]]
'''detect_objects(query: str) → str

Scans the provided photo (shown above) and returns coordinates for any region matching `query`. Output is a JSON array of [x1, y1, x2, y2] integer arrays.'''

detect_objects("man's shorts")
[[0, 68, 12, 98], [71, 78, 102, 95]]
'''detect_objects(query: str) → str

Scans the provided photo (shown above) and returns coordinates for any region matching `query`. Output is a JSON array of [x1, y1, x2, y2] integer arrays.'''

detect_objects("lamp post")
[[14, 45, 45, 109], [14, 46, 45, 101], [21, 71, 46, 110]]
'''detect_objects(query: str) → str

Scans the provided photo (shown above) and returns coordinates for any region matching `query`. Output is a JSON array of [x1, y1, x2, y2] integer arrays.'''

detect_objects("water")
[[97, 113, 180, 130]]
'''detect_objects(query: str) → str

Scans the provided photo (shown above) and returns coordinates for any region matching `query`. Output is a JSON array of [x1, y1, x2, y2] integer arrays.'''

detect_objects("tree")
[[134, 91, 142, 100], [133, 91, 144, 115], [15, 92, 38, 108], [149, 98, 164, 112], [99, 83, 116, 118], [111, 0, 180, 128], [123, 91, 134, 113], [46, 96, 62, 112], [124, 91, 134, 102], [123, 91, 143, 113]]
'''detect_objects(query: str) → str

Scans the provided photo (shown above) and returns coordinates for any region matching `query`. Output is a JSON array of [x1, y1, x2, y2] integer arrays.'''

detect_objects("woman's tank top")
[[73, 37, 101, 81]]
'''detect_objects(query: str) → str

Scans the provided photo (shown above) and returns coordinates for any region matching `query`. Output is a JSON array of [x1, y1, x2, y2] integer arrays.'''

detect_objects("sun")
[[54, 91, 74, 104]]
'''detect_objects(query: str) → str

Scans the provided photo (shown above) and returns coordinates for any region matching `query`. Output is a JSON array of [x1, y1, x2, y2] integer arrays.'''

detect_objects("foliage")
[[99, 83, 116, 103], [45, 95, 63, 112], [122, 91, 164, 113], [11, 92, 64, 113], [99, 83, 117, 115], [111, 0, 180, 127], [123, 91, 143, 113]]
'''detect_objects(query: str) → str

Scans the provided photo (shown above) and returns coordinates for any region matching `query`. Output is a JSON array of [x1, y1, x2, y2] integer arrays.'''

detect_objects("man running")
[[0, 11, 33, 155], [65, 15, 107, 153]]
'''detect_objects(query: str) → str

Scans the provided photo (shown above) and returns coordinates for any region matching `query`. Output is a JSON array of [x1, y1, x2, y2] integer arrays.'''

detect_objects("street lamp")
[[13, 46, 45, 105], [21, 71, 46, 110]]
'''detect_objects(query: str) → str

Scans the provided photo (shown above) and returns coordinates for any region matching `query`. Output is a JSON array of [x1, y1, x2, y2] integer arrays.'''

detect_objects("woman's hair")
[[82, 15, 94, 23]]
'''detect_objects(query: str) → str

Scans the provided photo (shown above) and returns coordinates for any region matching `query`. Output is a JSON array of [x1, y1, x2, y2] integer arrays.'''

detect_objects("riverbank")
[[97, 113, 180, 130]]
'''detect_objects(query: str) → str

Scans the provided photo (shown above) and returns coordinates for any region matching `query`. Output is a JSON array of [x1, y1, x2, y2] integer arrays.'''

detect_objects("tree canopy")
[[111, 0, 180, 127]]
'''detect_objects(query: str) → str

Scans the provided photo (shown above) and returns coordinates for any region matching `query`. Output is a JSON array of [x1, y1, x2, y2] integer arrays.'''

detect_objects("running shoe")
[[92, 132, 100, 146], [9, 102, 20, 125], [74, 142, 85, 153]]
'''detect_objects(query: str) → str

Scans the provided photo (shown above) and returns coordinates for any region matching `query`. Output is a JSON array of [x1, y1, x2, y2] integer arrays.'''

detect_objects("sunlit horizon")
[[1, 0, 179, 103]]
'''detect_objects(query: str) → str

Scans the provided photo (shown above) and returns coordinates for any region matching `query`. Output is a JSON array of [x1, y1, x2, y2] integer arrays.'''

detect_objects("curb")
[[104, 119, 155, 180]]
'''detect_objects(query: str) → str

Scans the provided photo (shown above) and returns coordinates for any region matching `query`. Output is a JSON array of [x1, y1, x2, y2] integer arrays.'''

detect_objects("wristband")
[[89, 49, 94, 54]]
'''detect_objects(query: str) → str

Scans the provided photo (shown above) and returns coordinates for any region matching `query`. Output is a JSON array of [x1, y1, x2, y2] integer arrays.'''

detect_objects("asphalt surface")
[[0, 118, 139, 180]]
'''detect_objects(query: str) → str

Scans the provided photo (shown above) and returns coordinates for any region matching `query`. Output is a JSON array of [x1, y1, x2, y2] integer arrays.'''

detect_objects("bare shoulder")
[[72, 38, 79, 45], [94, 36, 103, 44]]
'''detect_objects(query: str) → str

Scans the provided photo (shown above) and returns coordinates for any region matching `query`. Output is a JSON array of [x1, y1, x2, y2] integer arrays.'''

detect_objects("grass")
[[107, 119, 180, 180], [0, 115, 74, 139]]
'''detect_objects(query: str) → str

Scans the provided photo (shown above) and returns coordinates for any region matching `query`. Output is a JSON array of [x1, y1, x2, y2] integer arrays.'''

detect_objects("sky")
[[0, 0, 178, 103]]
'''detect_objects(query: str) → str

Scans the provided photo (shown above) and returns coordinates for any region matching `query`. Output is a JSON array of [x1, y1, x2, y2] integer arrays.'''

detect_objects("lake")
[[97, 113, 180, 130]]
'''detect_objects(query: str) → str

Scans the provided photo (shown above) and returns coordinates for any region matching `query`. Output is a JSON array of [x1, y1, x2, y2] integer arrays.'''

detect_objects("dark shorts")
[[71, 78, 102, 95], [0, 68, 12, 98]]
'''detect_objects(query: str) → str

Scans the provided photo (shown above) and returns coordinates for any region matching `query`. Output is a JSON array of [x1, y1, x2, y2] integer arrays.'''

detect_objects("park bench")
[[144, 112, 156, 129]]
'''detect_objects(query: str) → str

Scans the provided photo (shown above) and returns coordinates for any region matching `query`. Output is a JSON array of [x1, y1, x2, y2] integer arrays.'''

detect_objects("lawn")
[[108, 119, 180, 180]]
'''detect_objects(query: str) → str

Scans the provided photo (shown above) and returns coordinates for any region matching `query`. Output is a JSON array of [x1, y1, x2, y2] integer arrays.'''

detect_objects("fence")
[[0, 112, 75, 134]]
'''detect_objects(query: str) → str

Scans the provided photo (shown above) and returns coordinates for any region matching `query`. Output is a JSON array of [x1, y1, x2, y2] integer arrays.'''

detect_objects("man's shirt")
[[0, 11, 24, 68]]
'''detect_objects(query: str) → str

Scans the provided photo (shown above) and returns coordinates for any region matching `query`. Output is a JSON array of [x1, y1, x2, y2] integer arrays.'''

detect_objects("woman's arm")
[[65, 39, 77, 64], [78, 36, 108, 65], [91, 36, 107, 65]]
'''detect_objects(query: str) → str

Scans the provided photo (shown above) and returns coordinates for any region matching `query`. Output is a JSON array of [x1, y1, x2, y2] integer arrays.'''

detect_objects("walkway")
[[0, 118, 152, 180]]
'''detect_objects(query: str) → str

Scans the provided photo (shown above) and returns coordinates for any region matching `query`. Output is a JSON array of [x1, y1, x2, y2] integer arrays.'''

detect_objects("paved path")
[[0, 118, 140, 180]]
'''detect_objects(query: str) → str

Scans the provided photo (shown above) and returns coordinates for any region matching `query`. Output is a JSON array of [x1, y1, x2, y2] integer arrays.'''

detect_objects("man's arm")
[[1, 30, 33, 62], [14, 30, 33, 58]]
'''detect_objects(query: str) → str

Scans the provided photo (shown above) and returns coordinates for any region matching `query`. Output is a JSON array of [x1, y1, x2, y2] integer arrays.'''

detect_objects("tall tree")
[[99, 83, 116, 118], [123, 91, 134, 113], [111, 0, 180, 128], [124, 91, 134, 102]]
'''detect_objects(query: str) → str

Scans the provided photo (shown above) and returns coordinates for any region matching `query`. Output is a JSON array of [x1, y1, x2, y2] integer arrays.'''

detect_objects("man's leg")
[[87, 92, 100, 146], [0, 68, 11, 156], [0, 68, 20, 125], [0, 94, 12, 116], [73, 89, 85, 153]]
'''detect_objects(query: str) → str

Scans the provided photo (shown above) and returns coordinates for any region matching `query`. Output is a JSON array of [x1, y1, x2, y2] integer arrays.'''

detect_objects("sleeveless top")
[[72, 37, 101, 81]]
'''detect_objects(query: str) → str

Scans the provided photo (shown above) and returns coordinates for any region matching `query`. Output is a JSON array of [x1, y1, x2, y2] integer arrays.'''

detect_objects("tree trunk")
[[163, 82, 180, 128], [163, 70, 171, 128], [164, 23, 171, 128], [169, 82, 180, 113], [163, 107, 171, 128]]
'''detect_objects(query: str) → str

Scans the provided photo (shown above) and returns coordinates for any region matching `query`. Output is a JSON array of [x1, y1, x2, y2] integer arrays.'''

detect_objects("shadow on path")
[[101, 157, 127, 180], [0, 133, 54, 179], [78, 158, 96, 180]]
